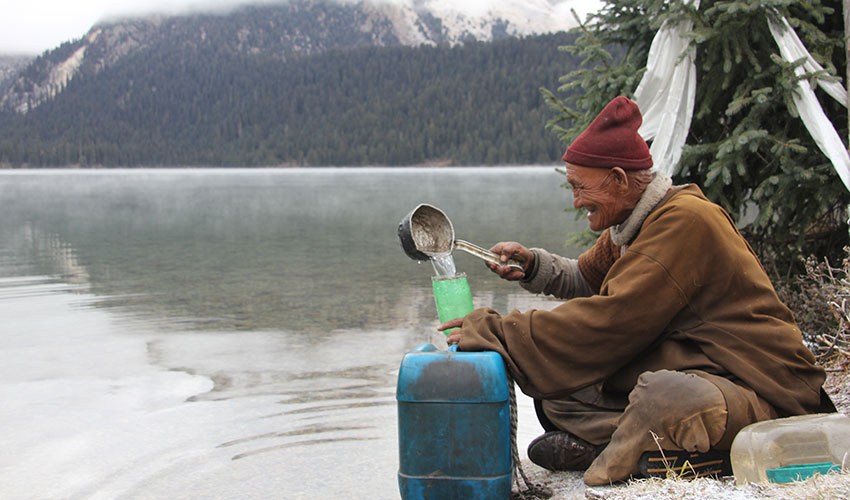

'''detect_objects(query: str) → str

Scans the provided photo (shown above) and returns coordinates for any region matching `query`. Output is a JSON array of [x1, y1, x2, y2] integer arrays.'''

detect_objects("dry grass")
[[777, 250, 850, 370], [824, 368, 850, 413], [519, 458, 850, 500], [585, 472, 850, 500]]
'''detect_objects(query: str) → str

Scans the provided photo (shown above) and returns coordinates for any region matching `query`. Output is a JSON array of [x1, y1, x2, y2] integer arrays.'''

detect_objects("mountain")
[[0, 0, 590, 167], [0, 55, 33, 98], [1, 0, 585, 115]]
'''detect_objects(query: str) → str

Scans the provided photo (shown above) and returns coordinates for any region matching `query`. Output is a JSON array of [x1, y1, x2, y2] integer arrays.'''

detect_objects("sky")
[[1, 0, 258, 54], [0, 0, 595, 56]]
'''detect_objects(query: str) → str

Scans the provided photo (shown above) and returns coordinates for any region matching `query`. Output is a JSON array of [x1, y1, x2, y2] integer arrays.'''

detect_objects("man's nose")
[[573, 193, 582, 209]]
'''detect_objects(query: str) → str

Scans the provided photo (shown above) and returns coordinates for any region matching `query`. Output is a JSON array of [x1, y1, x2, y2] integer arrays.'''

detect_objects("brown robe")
[[458, 184, 826, 417]]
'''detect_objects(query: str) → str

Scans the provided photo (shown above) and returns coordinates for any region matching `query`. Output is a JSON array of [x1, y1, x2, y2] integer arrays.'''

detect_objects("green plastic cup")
[[432, 274, 474, 335]]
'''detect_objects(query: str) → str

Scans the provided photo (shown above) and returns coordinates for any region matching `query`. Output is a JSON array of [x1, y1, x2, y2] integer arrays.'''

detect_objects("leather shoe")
[[527, 431, 600, 471]]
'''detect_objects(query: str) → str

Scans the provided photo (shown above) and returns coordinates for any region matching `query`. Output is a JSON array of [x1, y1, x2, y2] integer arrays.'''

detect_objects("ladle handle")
[[454, 240, 525, 271]]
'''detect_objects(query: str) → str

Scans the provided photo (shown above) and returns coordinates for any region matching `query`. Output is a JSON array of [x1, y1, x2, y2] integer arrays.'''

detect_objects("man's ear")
[[609, 167, 629, 190]]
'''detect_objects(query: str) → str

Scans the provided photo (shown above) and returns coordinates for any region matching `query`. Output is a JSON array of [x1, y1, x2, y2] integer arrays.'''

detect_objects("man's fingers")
[[437, 317, 464, 331]]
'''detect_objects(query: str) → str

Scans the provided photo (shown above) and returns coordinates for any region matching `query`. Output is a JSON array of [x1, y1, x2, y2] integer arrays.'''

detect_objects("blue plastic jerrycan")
[[396, 343, 512, 499]]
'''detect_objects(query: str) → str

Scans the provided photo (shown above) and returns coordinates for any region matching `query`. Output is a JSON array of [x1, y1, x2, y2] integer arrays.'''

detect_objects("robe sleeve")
[[519, 249, 594, 299]]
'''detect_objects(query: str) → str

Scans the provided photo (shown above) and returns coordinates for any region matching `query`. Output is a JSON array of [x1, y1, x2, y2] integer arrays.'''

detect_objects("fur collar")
[[610, 173, 673, 246]]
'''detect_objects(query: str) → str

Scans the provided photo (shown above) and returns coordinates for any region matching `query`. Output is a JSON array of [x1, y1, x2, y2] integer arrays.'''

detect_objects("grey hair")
[[599, 167, 654, 192], [627, 169, 654, 192]]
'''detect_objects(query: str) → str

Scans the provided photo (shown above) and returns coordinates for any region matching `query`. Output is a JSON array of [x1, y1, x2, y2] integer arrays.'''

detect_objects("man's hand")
[[487, 242, 534, 281], [438, 317, 464, 345]]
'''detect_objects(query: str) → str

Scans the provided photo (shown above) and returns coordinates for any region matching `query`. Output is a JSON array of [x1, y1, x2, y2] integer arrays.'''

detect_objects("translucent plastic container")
[[730, 413, 850, 484]]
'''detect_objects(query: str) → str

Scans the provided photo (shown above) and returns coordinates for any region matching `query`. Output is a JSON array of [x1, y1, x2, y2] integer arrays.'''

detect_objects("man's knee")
[[630, 370, 723, 412], [628, 370, 728, 451]]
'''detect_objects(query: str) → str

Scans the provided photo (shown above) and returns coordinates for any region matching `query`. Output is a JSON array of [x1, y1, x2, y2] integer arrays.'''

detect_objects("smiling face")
[[565, 163, 638, 231]]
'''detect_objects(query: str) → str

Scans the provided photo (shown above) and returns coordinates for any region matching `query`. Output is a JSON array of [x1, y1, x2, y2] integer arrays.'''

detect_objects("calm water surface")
[[0, 167, 585, 499]]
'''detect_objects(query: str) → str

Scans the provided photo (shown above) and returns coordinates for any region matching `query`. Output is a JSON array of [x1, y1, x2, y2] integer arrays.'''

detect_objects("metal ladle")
[[398, 203, 524, 270]]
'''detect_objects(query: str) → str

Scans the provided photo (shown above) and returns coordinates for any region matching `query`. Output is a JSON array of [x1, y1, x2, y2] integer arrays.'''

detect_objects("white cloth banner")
[[633, 3, 850, 193], [768, 14, 850, 193], [769, 15, 847, 106], [633, 0, 699, 177]]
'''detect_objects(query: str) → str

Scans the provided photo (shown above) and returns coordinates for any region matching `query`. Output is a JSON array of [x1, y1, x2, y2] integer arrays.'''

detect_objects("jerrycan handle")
[[409, 343, 439, 353], [448, 343, 459, 353]]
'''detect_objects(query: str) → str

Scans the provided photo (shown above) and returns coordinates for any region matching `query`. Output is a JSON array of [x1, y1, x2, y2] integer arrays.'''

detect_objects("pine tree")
[[543, 0, 849, 275]]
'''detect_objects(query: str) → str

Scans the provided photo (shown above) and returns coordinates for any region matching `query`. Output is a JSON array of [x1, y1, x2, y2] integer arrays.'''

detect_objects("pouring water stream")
[[430, 253, 458, 277]]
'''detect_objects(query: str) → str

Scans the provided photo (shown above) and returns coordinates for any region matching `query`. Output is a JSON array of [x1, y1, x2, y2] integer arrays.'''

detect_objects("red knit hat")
[[563, 96, 653, 170]]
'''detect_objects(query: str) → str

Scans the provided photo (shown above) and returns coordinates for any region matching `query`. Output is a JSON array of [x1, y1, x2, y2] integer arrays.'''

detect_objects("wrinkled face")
[[565, 163, 634, 231]]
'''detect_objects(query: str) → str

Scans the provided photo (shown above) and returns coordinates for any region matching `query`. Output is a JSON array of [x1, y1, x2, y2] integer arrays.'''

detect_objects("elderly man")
[[438, 96, 834, 485]]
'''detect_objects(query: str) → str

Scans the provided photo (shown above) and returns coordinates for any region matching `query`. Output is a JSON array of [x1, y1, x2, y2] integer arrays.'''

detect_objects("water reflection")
[[1, 223, 89, 285]]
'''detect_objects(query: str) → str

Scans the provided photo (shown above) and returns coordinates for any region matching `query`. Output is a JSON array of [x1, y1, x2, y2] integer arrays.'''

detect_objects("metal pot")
[[397, 203, 523, 270]]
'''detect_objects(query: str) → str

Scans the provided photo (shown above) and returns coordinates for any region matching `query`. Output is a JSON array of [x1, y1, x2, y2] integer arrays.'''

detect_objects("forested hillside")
[[0, 56, 32, 95], [0, 30, 579, 167]]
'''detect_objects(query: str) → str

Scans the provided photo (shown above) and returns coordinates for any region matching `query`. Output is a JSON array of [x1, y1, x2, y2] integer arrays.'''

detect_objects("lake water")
[[0, 167, 586, 499]]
